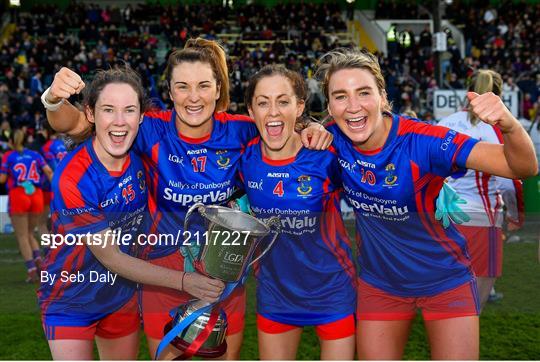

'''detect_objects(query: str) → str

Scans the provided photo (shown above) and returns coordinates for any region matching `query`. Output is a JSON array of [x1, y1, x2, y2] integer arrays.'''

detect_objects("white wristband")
[[41, 87, 64, 112]]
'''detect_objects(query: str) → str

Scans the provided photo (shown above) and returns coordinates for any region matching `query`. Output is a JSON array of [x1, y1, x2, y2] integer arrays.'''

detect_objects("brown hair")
[[467, 69, 503, 125], [315, 47, 392, 113], [72, 65, 149, 144], [165, 38, 230, 112]]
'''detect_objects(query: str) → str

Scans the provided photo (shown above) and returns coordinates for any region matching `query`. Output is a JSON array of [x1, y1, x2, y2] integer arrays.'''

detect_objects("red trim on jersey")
[[510, 179, 525, 227], [320, 193, 356, 284], [144, 110, 173, 122], [397, 118, 447, 138], [148, 143, 162, 235], [108, 155, 131, 177], [178, 132, 211, 144], [450, 133, 471, 167], [42, 140, 53, 155], [492, 125, 525, 227], [492, 125, 504, 143], [327, 145, 337, 155], [42, 246, 87, 316], [213, 111, 254, 123], [424, 178, 469, 266], [59, 147, 93, 209], [354, 145, 382, 155], [247, 137, 261, 148], [261, 153, 296, 166], [238, 171, 245, 183], [322, 177, 331, 194], [325, 120, 337, 128], [411, 161, 468, 266], [475, 171, 495, 225]]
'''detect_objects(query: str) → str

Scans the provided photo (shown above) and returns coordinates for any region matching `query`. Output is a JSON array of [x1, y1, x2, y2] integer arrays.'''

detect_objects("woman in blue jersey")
[[315, 48, 538, 360], [43, 38, 332, 359], [0, 129, 52, 282], [39, 67, 217, 360], [241, 65, 356, 359]]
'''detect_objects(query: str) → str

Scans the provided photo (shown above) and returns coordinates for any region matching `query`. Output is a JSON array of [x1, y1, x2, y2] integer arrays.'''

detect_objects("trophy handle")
[[248, 216, 281, 267], [183, 202, 206, 263]]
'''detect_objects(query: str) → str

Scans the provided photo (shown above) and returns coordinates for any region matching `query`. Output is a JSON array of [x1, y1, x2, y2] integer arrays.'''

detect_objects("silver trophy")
[[164, 203, 280, 358]]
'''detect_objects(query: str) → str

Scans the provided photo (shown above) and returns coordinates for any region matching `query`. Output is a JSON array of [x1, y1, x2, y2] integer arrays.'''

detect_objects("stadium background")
[[0, 0, 538, 359]]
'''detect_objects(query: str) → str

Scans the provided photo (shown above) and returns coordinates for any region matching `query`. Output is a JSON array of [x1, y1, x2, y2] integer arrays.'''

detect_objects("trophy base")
[[164, 320, 228, 359]]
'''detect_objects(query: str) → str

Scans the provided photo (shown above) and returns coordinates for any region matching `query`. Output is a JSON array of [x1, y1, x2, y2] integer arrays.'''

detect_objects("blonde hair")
[[467, 69, 502, 125], [12, 129, 25, 152], [315, 47, 392, 113], [165, 38, 230, 112]]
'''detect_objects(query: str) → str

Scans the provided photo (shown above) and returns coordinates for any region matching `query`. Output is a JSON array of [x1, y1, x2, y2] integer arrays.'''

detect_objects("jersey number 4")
[[273, 180, 284, 197], [14, 162, 40, 183]]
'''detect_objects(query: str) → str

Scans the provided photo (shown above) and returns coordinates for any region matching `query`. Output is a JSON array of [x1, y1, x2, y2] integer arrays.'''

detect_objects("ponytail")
[[165, 38, 230, 112], [467, 69, 503, 125]]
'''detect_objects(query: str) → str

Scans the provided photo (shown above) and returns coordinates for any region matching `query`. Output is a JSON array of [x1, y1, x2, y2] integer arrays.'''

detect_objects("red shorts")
[[141, 252, 246, 339], [42, 191, 52, 206], [42, 295, 139, 340], [457, 225, 503, 277], [257, 314, 355, 340], [356, 279, 480, 321], [9, 187, 44, 214]]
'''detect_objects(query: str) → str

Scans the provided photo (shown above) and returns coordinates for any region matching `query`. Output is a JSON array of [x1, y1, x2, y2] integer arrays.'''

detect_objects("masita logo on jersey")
[[163, 187, 235, 206], [267, 172, 289, 178], [118, 175, 132, 189]]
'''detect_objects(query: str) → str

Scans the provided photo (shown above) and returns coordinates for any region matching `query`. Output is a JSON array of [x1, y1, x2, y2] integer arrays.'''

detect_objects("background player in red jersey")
[[439, 69, 525, 311], [240, 64, 356, 359], [37, 131, 68, 244], [43, 38, 332, 359], [316, 48, 537, 360], [0, 129, 52, 282]]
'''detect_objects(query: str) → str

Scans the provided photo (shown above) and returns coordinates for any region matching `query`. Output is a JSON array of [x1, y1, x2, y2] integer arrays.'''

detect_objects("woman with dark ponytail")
[[0, 129, 52, 282]]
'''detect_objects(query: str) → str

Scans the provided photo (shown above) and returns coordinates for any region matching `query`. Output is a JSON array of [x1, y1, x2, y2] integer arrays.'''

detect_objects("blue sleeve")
[[411, 126, 479, 178], [132, 114, 165, 155]]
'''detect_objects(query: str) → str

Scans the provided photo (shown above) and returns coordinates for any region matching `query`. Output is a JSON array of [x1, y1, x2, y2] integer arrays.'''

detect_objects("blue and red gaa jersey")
[[42, 138, 68, 170], [328, 114, 479, 297], [39, 137, 148, 326], [239, 137, 356, 325], [0, 149, 48, 191], [40, 138, 68, 192], [133, 110, 257, 259]]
